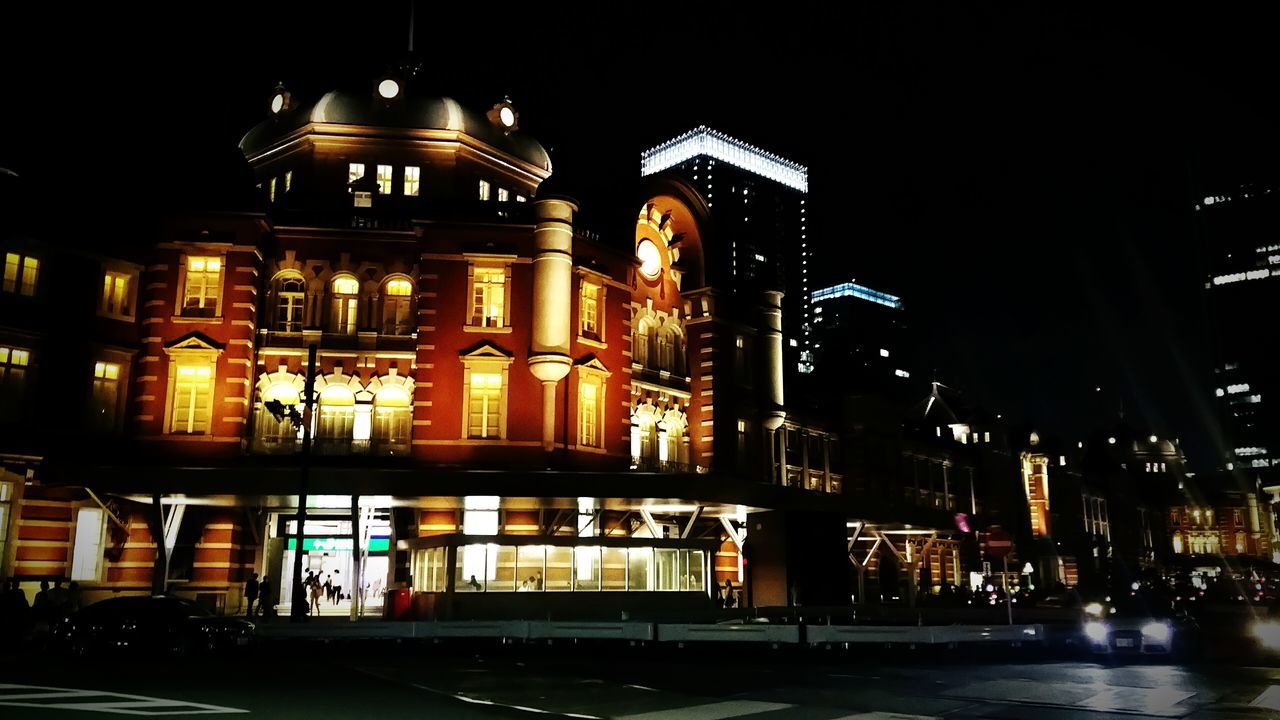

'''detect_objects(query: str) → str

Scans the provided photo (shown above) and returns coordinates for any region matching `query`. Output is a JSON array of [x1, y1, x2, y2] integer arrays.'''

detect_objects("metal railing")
[[630, 456, 699, 473]]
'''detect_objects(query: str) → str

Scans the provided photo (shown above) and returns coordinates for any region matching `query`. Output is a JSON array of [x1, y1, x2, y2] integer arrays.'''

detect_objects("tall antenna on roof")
[[408, 0, 416, 53]]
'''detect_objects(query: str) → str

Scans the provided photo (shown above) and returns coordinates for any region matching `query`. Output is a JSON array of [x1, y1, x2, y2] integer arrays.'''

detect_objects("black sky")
[[4, 2, 1279, 469]]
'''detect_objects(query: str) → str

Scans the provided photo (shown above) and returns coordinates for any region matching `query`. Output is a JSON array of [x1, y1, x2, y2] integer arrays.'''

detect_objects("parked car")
[[51, 595, 255, 656], [1080, 592, 1198, 657]]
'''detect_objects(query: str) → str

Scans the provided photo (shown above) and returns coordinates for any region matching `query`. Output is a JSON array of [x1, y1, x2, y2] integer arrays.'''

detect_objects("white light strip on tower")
[[811, 282, 903, 309], [640, 126, 808, 193]]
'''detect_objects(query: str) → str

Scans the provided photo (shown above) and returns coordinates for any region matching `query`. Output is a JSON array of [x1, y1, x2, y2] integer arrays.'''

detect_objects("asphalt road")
[[3, 642, 1280, 719]]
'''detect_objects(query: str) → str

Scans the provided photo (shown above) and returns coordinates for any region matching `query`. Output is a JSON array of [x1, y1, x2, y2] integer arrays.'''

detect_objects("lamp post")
[[267, 344, 317, 623]]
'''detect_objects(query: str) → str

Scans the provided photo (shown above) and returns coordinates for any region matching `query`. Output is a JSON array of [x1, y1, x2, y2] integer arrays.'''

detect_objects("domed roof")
[[239, 87, 551, 172]]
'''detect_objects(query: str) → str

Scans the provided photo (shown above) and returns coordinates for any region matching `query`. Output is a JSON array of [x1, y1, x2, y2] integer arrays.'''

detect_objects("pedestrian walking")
[[309, 576, 323, 615], [244, 573, 259, 617], [257, 579, 271, 620]]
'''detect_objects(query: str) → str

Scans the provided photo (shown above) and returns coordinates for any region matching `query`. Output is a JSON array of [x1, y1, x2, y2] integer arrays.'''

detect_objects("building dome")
[[239, 86, 551, 172]]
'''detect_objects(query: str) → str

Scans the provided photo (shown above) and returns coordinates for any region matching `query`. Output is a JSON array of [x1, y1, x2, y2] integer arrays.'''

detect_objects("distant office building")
[[1196, 186, 1280, 481], [641, 127, 813, 374], [809, 280, 914, 392]]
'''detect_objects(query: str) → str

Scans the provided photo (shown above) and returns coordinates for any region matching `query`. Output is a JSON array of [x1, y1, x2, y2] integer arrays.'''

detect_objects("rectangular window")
[[515, 194, 527, 203], [284, 170, 293, 192], [579, 381, 599, 447], [3, 252, 39, 296], [269, 176, 278, 202], [498, 187, 510, 203], [0, 346, 30, 411], [348, 163, 365, 187], [170, 364, 213, 434], [181, 256, 221, 317], [404, 166, 420, 196], [353, 191, 372, 208], [580, 281, 599, 337], [376, 164, 393, 195], [71, 507, 106, 582], [101, 271, 132, 317], [471, 267, 506, 328], [91, 361, 121, 431], [478, 179, 491, 201], [467, 372, 503, 439]]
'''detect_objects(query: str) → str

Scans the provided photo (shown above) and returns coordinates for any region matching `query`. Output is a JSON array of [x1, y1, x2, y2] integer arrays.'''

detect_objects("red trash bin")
[[385, 588, 412, 620]]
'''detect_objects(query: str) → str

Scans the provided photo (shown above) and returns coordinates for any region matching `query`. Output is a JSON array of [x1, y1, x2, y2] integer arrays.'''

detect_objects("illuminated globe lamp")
[[636, 238, 662, 279], [487, 98, 518, 133], [376, 77, 401, 100]]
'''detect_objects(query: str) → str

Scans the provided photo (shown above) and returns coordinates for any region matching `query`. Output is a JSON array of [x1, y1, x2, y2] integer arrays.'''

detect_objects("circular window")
[[270, 93, 285, 114], [499, 106, 516, 127], [637, 239, 662, 278]]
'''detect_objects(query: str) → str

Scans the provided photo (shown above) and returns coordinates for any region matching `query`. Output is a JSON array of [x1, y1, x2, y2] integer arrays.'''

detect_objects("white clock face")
[[499, 106, 516, 127], [637, 239, 662, 278], [271, 93, 285, 114], [378, 79, 400, 99]]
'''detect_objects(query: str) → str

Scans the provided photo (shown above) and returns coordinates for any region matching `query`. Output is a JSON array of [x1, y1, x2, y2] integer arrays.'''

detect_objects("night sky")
[[5, 3, 1279, 469]]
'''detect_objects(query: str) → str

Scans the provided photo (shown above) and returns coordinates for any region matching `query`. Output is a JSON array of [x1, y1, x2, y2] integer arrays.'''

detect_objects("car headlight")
[[1252, 621, 1280, 650], [1141, 621, 1171, 643], [1084, 602, 1104, 617], [1084, 621, 1109, 643]]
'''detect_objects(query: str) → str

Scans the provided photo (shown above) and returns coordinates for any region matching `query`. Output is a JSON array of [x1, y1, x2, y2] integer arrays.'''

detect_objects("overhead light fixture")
[[487, 98, 518, 132], [377, 77, 401, 100]]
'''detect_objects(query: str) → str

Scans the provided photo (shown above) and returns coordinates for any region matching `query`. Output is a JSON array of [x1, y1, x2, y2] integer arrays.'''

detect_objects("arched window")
[[382, 278, 414, 335], [330, 275, 360, 335], [372, 385, 412, 454], [275, 274, 305, 332], [656, 328, 672, 371], [1172, 532, 1183, 554], [256, 382, 301, 451], [658, 417, 686, 468], [633, 318, 652, 367], [316, 384, 355, 452]]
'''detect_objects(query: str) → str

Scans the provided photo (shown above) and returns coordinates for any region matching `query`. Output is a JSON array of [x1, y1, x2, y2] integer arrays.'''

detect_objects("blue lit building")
[[808, 279, 915, 394]]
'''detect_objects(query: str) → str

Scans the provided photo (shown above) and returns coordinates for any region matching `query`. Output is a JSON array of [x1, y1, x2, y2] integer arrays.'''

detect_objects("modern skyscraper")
[[1197, 185, 1280, 482], [641, 127, 813, 374], [809, 279, 915, 393]]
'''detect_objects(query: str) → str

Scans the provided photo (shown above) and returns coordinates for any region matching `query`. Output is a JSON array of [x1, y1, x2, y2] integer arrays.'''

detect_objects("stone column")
[[529, 197, 577, 451]]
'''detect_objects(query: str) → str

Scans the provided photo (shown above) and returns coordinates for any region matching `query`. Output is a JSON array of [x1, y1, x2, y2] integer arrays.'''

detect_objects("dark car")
[[52, 595, 255, 657], [1080, 591, 1198, 657]]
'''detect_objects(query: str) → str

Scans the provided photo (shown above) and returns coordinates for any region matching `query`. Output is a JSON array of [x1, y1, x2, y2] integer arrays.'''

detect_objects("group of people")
[[243, 573, 272, 618], [0, 578, 83, 641], [305, 569, 343, 614]]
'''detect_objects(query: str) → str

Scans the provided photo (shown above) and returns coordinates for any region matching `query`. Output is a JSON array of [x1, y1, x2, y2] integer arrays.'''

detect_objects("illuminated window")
[[256, 381, 301, 450], [478, 179, 491, 201], [181, 256, 222, 317], [100, 271, 132, 318], [70, 507, 105, 582], [372, 386, 412, 453], [578, 376, 604, 448], [284, 170, 293, 192], [498, 187, 510, 203], [515, 194, 527, 203], [466, 372, 504, 439], [269, 176, 278, 202], [580, 280, 600, 338], [317, 385, 356, 447], [404, 166, 420, 197], [348, 163, 365, 187], [0, 346, 30, 411], [633, 318, 652, 367], [330, 275, 360, 334], [470, 266, 507, 328], [275, 274, 305, 332], [3, 252, 39, 296], [376, 165, 393, 195], [91, 361, 122, 431], [170, 364, 213, 434], [382, 277, 414, 335]]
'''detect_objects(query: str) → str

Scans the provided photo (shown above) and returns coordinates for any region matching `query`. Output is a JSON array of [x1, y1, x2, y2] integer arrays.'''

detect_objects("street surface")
[[3, 642, 1280, 718]]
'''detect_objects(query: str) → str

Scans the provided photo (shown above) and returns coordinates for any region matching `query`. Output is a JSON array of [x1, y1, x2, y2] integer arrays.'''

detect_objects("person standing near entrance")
[[257, 578, 271, 620], [308, 575, 323, 615], [331, 569, 342, 605], [244, 573, 259, 617]]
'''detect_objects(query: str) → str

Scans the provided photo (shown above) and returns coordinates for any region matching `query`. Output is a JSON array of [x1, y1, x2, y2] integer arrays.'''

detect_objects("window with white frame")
[[372, 385, 412, 451], [466, 371, 504, 439], [91, 361, 122, 431], [580, 280, 600, 338], [3, 252, 39, 296], [256, 381, 301, 449], [275, 274, 305, 332], [478, 179, 492, 201], [376, 165, 393, 195], [0, 346, 30, 412], [578, 375, 605, 448], [348, 163, 365, 187], [169, 363, 213, 434], [470, 266, 507, 328], [101, 271, 133, 318], [70, 507, 106, 582], [404, 166, 420, 196], [497, 187, 510, 203], [382, 278, 413, 335], [330, 275, 360, 334], [633, 318, 652, 367], [317, 385, 356, 445], [180, 256, 222, 317]]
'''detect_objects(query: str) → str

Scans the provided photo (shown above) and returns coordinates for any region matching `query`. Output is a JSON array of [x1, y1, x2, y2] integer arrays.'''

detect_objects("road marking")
[[829, 714, 940, 720], [0, 684, 247, 715], [616, 700, 793, 720], [1252, 685, 1280, 710]]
